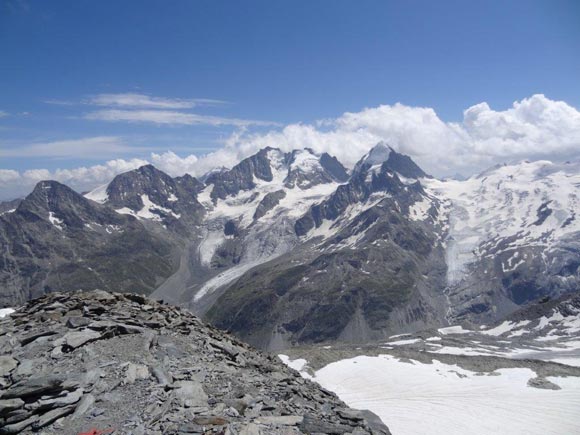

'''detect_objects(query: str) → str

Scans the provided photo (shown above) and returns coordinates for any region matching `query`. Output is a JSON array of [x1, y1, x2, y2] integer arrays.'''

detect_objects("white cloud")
[[84, 109, 278, 127], [150, 151, 199, 176], [43, 99, 76, 106], [87, 93, 226, 109], [0, 158, 148, 200], [216, 94, 580, 176], [44, 91, 276, 129], [0, 170, 20, 183], [0, 136, 139, 159], [3, 94, 580, 200], [0, 111, 8, 118]]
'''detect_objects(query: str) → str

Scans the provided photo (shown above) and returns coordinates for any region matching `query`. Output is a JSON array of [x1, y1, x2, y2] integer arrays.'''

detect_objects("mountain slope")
[[2, 146, 580, 354], [153, 147, 348, 309], [423, 160, 580, 324], [205, 145, 448, 349], [86, 164, 205, 233], [0, 181, 175, 306]]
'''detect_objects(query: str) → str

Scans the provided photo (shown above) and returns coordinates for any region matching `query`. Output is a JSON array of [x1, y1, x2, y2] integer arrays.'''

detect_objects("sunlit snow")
[[0, 308, 15, 318], [314, 355, 580, 435]]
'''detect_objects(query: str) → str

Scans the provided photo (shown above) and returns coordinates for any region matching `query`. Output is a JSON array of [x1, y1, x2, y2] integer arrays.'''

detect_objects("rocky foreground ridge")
[[0, 291, 390, 434]]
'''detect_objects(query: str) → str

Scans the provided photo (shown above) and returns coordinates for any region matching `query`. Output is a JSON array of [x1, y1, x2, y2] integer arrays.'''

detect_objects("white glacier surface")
[[312, 354, 580, 435]]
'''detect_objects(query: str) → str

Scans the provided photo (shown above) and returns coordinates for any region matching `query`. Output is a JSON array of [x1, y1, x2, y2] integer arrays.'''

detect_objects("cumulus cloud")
[[0, 170, 20, 183], [215, 94, 580, 175], [86, 93, 226, 109], [84, 109, 278, 127], [0, 158, 148, 200], [3, 94, 580, 200], [150, 151, 199, 176]]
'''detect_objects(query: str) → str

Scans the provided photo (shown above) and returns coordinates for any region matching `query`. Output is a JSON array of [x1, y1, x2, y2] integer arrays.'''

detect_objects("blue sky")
[[1, 0, 580, 199]]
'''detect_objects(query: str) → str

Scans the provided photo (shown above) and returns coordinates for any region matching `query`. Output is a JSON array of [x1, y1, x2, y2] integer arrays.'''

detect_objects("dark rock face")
[[320, 153, 349, 182], [0, 291, 390, 434], [253, 190, 286, 220], [206, 147, 348, 202], [103, 165, 205, 230], [207, 148, 275, 201], [0, 199, 22, 216], [381, 149, 429, 179], [0, 181, 175, 307], [295, 147, 426, 237], [506, 292, 580, 324]]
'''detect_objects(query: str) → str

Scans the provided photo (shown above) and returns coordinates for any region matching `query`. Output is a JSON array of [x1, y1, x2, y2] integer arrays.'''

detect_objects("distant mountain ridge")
[[2, 145, 580, 351]]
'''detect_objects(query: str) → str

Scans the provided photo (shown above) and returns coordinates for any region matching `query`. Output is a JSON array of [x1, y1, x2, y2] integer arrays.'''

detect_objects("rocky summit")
[[0, 291, 390, 435]]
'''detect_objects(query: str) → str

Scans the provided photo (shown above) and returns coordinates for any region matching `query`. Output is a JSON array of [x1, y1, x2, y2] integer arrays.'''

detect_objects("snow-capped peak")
[[352, 142, 394, 177], [288, 148, 323, 173], [362, 142, 393, 166]]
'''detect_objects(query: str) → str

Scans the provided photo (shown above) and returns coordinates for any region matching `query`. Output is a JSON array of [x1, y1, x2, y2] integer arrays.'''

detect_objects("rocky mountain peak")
[[17, 180, 113, 231], [383, 148, 429, 179], [320, 152, 349, 182], [206, 148, 276, 201], [361, 142, 393, 167], [85, 164, 204, 228], [105, 164, 178, 208], [27, 180, 79, 205], [353, 143, 429, 180], [284, 148, 346, 189], [206, 147, 348, 201], [0, 290, 390, 434]]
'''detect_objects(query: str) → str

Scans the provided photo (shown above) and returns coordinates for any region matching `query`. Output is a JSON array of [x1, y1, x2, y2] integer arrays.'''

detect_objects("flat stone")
[[87, 320, 119, 330], [255, 415, 303, 426], [151, 365, 171, 385], [3, 407, 33, 424], [66, 316, 91, 328], [62, 330, 102, 350], [71, 393, 95, 419], [0, 356, 18, 377], [37, 388, 84, 409], [91, 290, 116, 302], [1, 375, 64, 399], [239, 423, 262, 435], [177, 423, 204, 433], [0, 413, 38, 434], [0, 398, 24, 416], [337, 408, 364, 421], [20, 330, 58, 346], [12, 359, 34, 378], [209, 339, 242, 358], [31, 404, 75, 430], [358, 409, 391, 434], [191, 416, 229, 426], [299, 415, 353, 434]]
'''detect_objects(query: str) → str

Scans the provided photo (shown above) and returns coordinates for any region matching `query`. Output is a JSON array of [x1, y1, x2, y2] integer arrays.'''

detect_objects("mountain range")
[[2, 144, 579, 350]]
